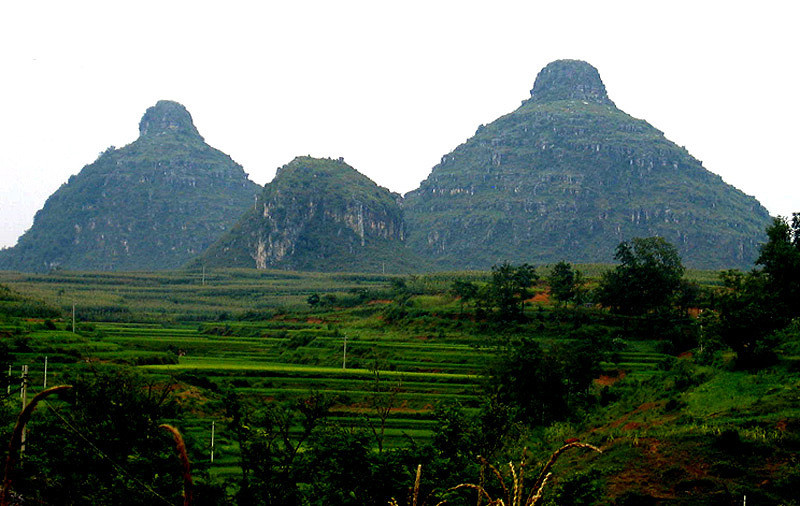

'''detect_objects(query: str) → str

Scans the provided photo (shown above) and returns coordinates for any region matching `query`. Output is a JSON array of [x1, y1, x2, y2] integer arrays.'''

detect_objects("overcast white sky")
[[1, 1, 798, 249]]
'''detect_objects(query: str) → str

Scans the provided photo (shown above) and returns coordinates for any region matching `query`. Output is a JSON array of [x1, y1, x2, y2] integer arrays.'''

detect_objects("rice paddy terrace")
[[0, 268, 671, 477]]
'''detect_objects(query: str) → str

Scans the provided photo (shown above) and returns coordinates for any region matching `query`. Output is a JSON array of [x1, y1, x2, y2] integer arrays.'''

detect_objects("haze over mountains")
[[0, 61, 773, 272]]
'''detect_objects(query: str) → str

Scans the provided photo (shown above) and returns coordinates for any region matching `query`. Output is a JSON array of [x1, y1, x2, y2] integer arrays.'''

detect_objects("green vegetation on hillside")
[[0, 100, 260, 272], [196, 156, 422, 273], [404, 59, 771, 270]]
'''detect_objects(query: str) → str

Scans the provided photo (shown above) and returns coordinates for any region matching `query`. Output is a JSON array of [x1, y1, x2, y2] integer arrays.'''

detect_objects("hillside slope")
[[0, 101, 261, 271], [194, 156, 421, 272], [404, 60, 771, 270]]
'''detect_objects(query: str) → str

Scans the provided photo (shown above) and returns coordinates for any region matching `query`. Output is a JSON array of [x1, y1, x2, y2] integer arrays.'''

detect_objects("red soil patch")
[[306, 318, 324, 324], [368, 299, 393, 305], [678, 351, 693, 359], [605, 437, 713, 501], [606, 401, 663, 430], [334, 406, 431, 415], [595, 370, 626, 387], [525, 291, 551, 303], [175, 387, 205, 401]]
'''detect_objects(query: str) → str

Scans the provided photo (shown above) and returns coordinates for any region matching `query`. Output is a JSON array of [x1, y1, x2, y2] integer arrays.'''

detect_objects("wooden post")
[[19, 367, 28, 457], [43, 357, 47, 389], [342, 334, 347, 369], [210, 421, 215, 463]]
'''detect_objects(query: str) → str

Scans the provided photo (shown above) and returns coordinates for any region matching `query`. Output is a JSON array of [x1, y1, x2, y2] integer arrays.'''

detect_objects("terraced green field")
[[1, 268, 673, 477]]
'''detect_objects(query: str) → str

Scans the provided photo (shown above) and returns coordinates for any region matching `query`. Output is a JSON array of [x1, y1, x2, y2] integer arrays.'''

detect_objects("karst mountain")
[[403, 59, 771, 269], [0, 101, 261, 271], [1, 62, 775, 273], [194, 156, 418, 272]]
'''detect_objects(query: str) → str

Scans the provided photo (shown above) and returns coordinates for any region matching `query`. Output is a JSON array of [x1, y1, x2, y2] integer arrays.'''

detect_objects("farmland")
[[0, 268, 668, 467], [1, 264, 798, 505]]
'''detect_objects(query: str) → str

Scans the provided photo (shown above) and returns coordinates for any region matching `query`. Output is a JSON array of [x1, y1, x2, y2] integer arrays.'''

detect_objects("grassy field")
[[0, 267, 676, 473], [10, 264, 792, 505]]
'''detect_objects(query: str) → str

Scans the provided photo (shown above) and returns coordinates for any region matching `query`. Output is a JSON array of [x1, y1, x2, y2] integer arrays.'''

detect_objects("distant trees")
[[306, 293, 321, 307], [755, 214, 800, 322], [450, 280, 478, 315], [226, 390, 405, 505], [479, 262, 538, 321], [596, 237, 685, 316], [709, 214, 800, 368], [230, 391, 334, 505], [547, 261, 586, 305], [488, 335, 605, 425], [710, 269, 777, 368]]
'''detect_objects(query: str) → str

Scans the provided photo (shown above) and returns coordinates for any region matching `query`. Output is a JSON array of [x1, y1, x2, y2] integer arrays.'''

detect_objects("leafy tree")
[[390, 277, 411, 306], [489, 337, 565, 424], [596, 237, 685, 316], [304, 427, 373, 505], [756, 214, 800, 322], [547, 261, 587, 305], [450, 280, 478, 315], [548, 261, 575, 304], [710, 270, 778, 368], [479, 263, 538, 321], [365, 357, 402, 454], [487, 336, 604, 425], [230, 391, 333, 505], [306, 293, 321, 308], [707, 215, 800, 368]]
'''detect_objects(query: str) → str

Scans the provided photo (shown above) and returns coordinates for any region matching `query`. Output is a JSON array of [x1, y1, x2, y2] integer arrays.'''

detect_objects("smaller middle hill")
[[194, 156, 420, 272]]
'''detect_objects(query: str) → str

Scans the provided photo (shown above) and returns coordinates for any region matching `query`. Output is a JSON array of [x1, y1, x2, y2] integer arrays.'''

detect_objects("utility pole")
[[342, 334, 347, 369], [72, 303, 76, 333], [6, 365, 10, 395], [20, 365, 28, 456], [202, 266, 206, 286], [210, 420, 215, 463], [43, 356, 48, 389]]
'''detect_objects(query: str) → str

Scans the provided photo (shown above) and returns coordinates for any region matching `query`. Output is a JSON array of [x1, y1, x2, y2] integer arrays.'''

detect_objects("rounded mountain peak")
[[530, 60, 614, 106], [138, 100, 202, 139]]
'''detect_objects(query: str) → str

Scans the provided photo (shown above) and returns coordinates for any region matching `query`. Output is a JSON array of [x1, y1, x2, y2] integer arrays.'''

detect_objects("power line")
[[42, 403, 174, 506]]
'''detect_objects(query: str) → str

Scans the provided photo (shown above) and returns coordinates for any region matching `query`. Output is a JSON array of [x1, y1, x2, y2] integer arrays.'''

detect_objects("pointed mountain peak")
[[138, 100, 202, 139], [529, 59, 614, 106]]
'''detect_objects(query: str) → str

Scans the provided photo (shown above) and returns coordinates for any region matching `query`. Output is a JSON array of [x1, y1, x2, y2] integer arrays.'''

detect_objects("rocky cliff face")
[[195, 156, 418, 272], [0, 100, 261, 272], [404, 60, 772, 269]]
